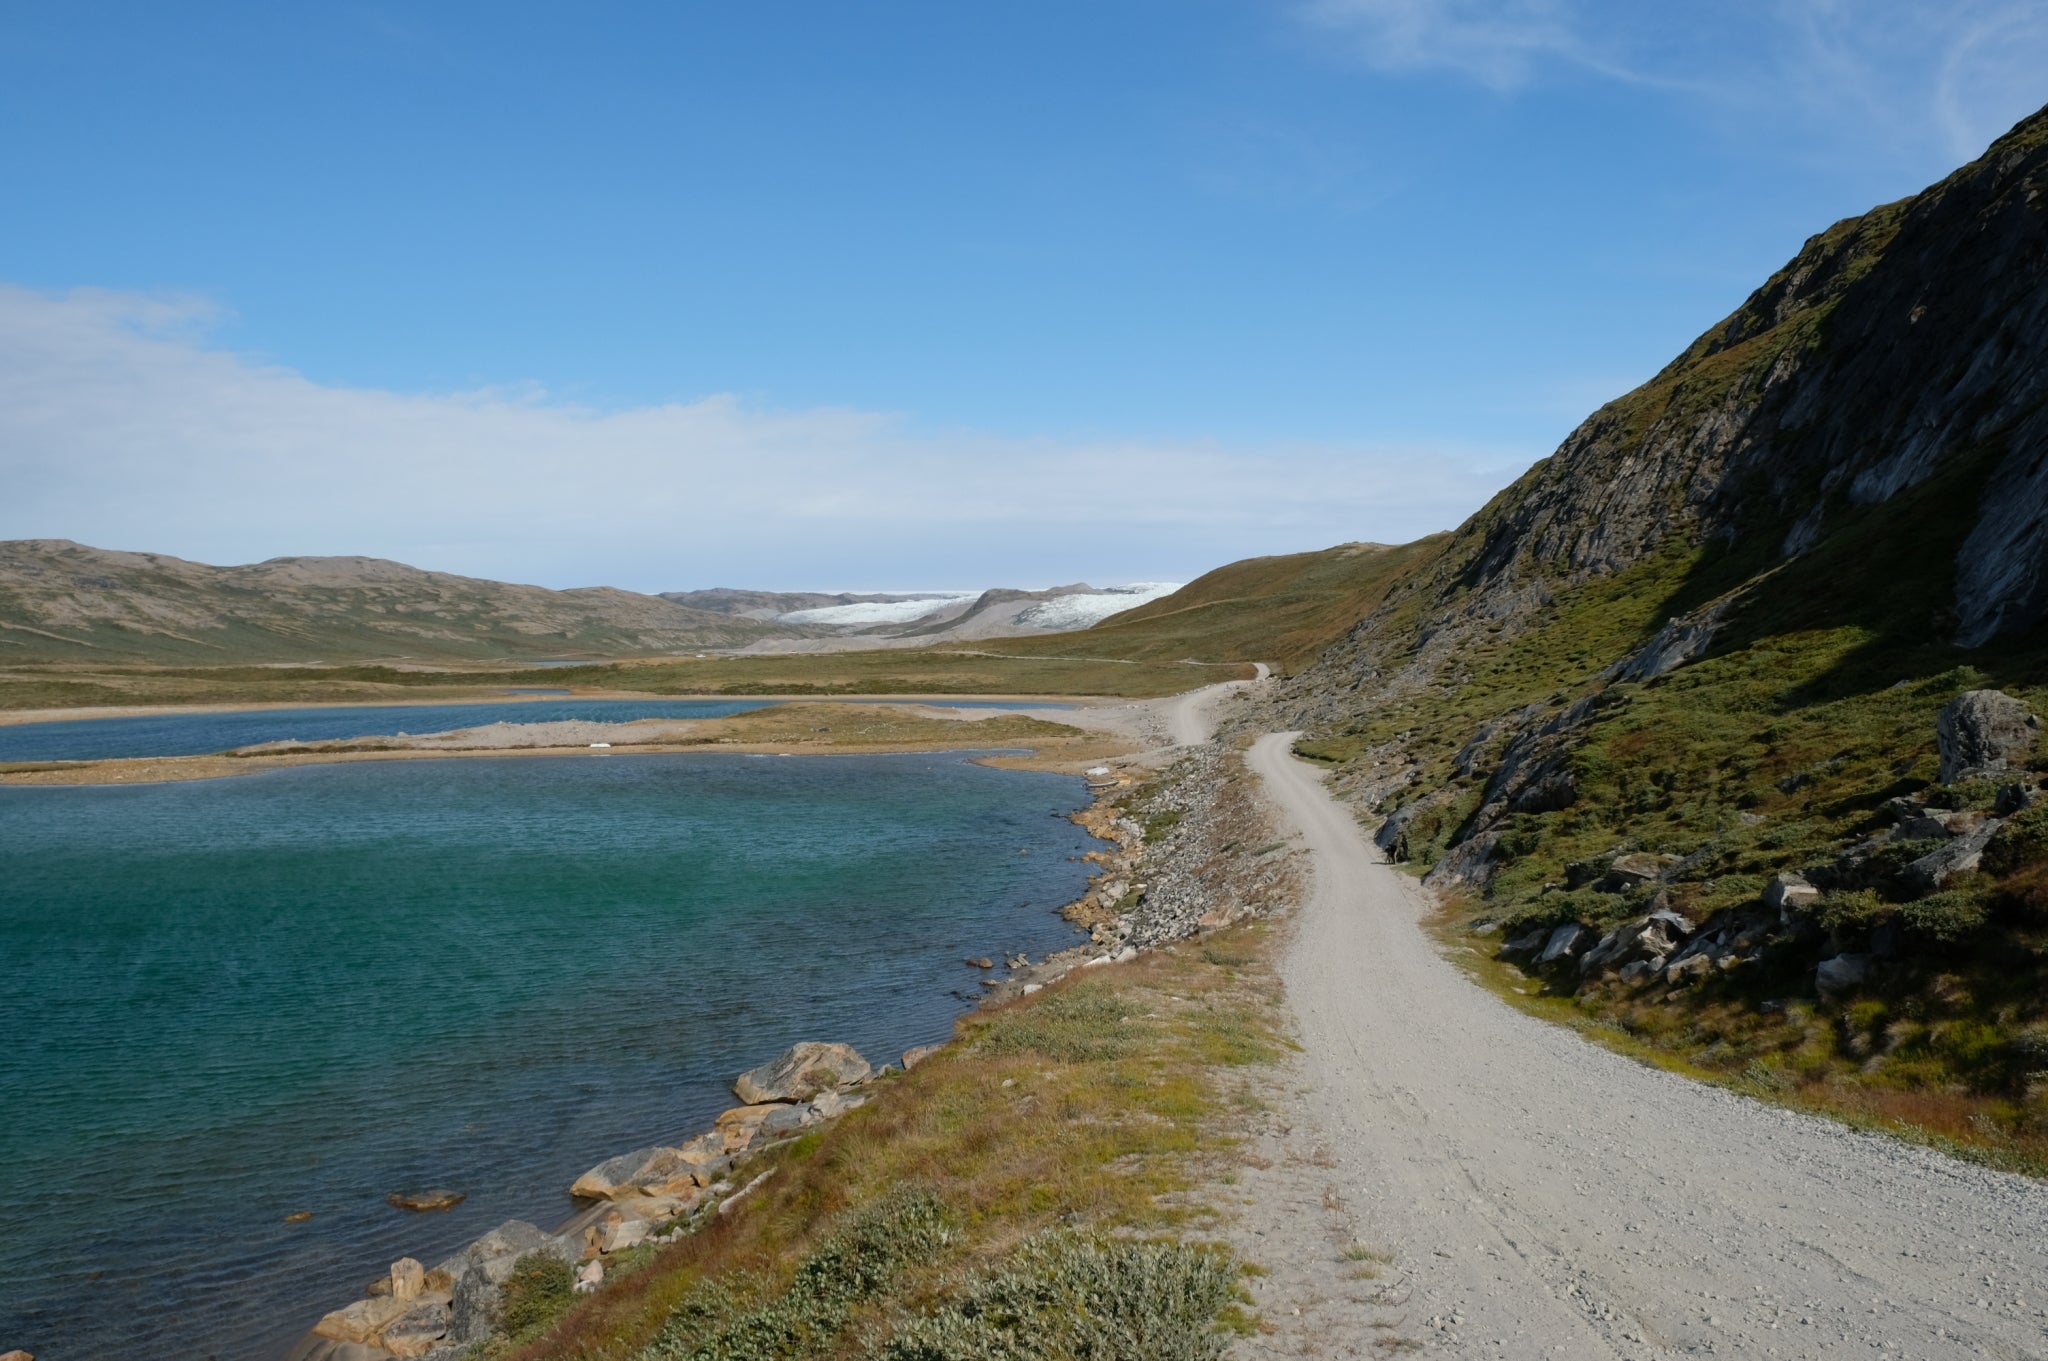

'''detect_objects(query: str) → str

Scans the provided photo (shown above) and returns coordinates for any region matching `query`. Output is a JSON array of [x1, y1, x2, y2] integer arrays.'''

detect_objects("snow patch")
[[1018, 583, 1182, 630], [777, 594, 978, 626]]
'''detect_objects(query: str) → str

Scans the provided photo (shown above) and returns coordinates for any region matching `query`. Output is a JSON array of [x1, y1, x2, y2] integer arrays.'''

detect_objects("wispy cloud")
[[1293, 0, 2048, 161], [0, 285, 1518, 592]]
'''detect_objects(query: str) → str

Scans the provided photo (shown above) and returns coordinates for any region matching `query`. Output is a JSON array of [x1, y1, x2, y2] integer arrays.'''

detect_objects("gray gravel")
[[1232, 730, 2048, 1360]]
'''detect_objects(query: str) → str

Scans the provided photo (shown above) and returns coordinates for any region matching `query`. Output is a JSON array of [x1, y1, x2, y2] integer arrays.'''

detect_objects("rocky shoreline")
[[275, 745, 1267, 1361]]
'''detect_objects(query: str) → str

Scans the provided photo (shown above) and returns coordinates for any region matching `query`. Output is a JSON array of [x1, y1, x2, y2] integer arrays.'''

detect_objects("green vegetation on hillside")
[[985, 539, 1445, 674]]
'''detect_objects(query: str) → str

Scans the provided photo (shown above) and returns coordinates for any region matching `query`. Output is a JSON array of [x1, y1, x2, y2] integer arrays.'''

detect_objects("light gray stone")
[[732, 1042, 871, 1104], [1937, 690, 2038, 783]]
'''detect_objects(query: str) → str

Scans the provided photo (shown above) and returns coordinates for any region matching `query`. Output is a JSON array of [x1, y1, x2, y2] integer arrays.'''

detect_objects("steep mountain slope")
[[1274, 105, 2048, 1161], [0, 541, 791, 664]]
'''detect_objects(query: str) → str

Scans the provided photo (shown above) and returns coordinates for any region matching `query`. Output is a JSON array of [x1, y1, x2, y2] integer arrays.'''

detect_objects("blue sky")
[[4, 2, 2046, 590]]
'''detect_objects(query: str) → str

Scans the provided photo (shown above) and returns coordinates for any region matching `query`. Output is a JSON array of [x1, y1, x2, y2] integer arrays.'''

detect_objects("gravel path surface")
[[1232, 730, 2048, 1360]]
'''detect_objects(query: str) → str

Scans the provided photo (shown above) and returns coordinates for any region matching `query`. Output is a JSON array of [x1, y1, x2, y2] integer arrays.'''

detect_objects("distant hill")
[[976, 541, 1443, 672], [0, 541, 790, 664], [0, 542, 1182, 665]]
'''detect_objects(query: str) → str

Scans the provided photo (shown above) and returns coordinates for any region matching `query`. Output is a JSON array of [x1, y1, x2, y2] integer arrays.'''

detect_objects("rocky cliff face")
[[1306, 102, 2048, 695]]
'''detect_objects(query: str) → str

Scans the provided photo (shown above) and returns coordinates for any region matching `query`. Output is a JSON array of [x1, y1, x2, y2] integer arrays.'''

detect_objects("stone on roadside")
[[1664, 954, 1714, 985], [732, 1041, 872, 1104], [379, 1298, 452, 1359], [1537, 922, 1594, 966], [1937, 689, 2039, 783], [1499, 925, 1550, 963], [1762, 872, 1821, 920]]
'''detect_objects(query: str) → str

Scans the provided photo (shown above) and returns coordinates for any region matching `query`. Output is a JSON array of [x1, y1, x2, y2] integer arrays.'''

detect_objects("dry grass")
[[486, 922, 1287, 1360]]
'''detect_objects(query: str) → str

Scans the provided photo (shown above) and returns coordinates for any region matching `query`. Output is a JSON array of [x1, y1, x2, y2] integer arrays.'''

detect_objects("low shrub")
[[877, 1232, 1238, 1361], [642, 1190, 953, 1360], [500, 1252, 576, 1337]]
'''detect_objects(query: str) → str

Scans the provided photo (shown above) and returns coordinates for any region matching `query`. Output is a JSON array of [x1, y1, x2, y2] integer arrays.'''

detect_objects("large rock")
[[1536, 922, 1594, 966], [1598, 852, 1680, 892], [1762, 872, 1821, 921], [570, 1145, 712, 1201], [1580, 910, 1692, 977], [732, 1042, 871, 1104], [901, 1044, 943, 1070], [714, 1102, 810, 1152], [312, 1294, 409, 1344], [1937, 690, 2039, 783], [1904, 817, 2003, 892], [1498, 925, 1551, 964], [379, 1297, 452, 1359]]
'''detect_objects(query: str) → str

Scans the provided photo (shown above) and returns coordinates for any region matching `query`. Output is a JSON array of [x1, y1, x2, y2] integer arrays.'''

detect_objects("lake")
[[0, 751, 1103, 1358]]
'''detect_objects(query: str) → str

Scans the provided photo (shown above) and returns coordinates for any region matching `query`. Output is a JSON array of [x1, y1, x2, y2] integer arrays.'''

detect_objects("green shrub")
[[1898, 890, 1990, 943], [1984, 802, 2048, 876], [876, 1233, 1238, 1361], [1817, 889, 1890, 934], [500, 1252, 576, 1337], [643, 1191, 953, 1361]]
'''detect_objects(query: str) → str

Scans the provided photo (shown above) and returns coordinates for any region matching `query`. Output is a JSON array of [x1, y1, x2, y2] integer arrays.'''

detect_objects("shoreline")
[[281, 746, 1163, 1361], [0, 689, 1098, 729], [0, 699, 1127, 786]]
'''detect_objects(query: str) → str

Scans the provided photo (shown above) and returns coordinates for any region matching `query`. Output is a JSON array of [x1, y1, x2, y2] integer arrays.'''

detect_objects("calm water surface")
[[0, 752, 1102, 1359], [0, 697, 1074, 763]]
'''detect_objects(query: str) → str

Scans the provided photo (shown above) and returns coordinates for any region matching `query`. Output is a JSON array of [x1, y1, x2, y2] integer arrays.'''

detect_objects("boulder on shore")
[[439, 1220, 578, 1345], [378, 1297, 451, 1359], [570, 1145, 711, 1201], [1937, 690, 2039, 783], [901, 1043, 943, 1070], [732, 1041, 871, 1104], [714, 1102, 810, 1152]]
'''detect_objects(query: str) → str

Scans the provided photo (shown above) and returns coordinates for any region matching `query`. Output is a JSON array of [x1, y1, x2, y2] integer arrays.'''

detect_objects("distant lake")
[[0, 752, 1102, 1359], [0, 697, 1075, 763]]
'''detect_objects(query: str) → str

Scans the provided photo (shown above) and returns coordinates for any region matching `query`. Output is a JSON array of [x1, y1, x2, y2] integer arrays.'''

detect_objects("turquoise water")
[[0, 752, 1103, 1359], [0, 697, 1076, 763]]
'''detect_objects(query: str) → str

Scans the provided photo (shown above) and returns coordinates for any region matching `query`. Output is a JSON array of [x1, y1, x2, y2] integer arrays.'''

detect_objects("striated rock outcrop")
[[732, 1042, 872, 1104]]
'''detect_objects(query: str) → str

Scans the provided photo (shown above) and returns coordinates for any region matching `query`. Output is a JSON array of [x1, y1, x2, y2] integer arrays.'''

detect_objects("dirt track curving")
[[1231, 731, 2048, 1359]]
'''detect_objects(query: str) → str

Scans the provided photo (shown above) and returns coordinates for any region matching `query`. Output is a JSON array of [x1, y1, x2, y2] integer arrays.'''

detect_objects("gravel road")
[[1234, 731, 2048, 1359]]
